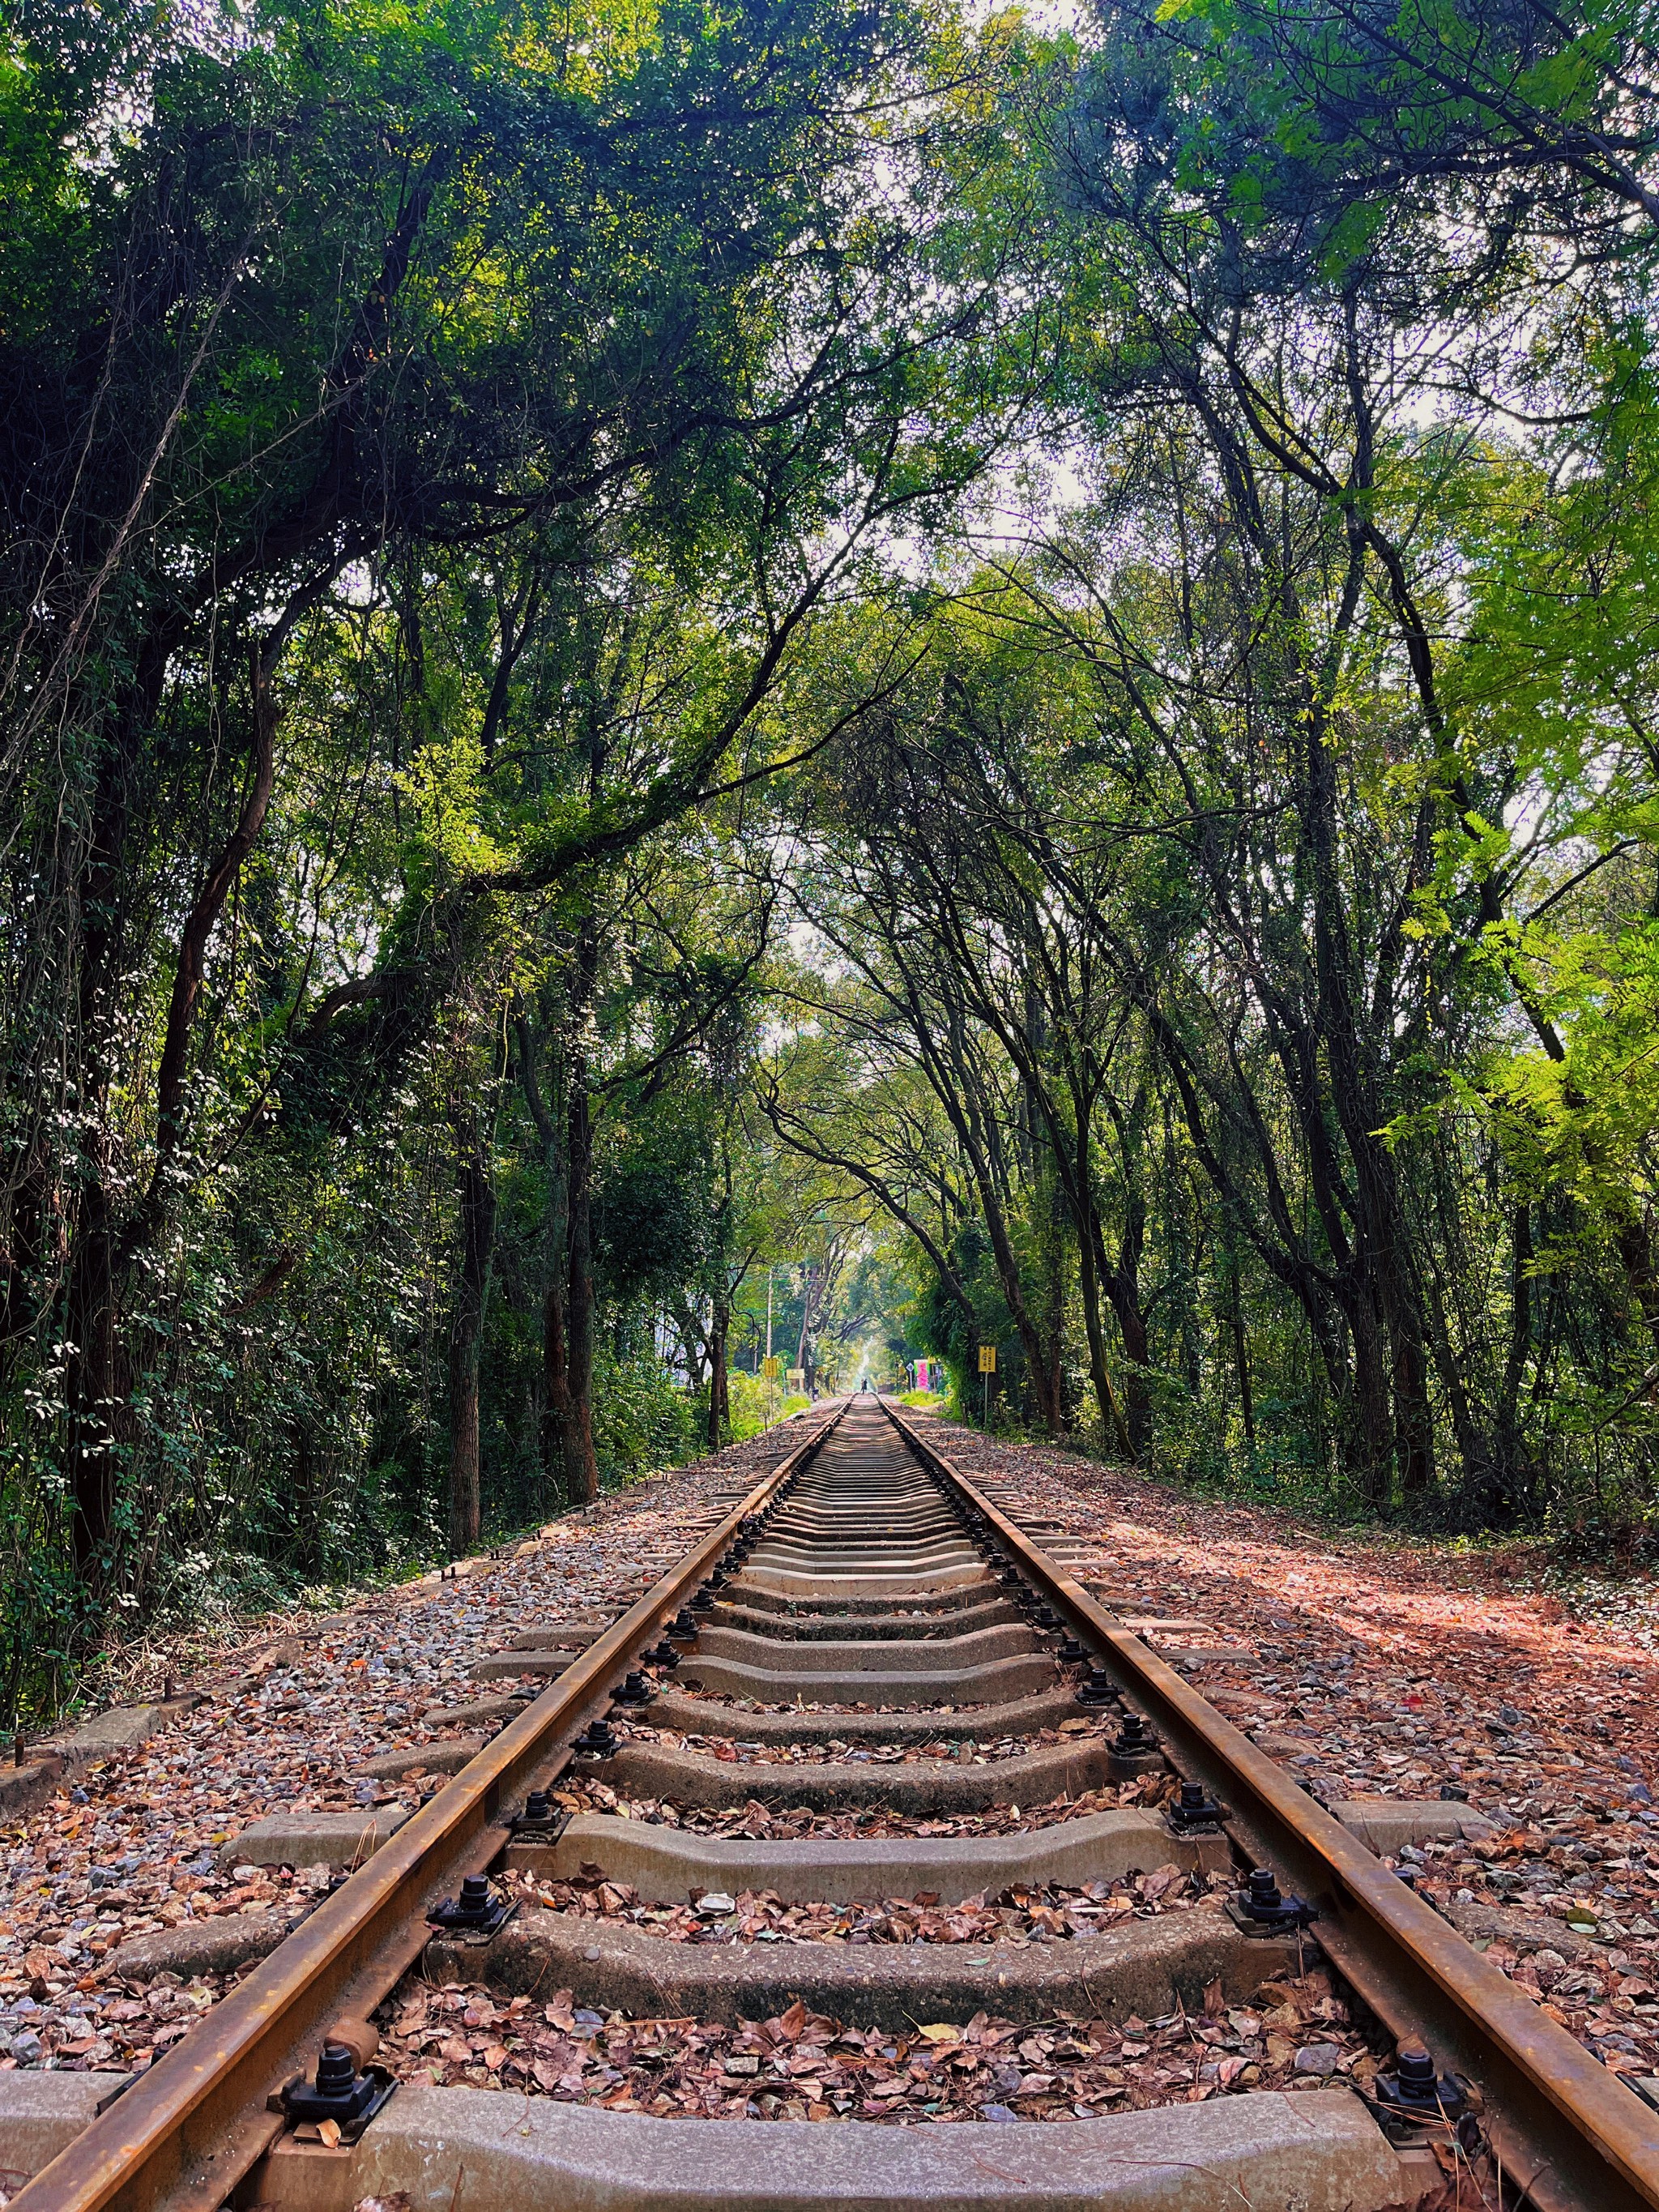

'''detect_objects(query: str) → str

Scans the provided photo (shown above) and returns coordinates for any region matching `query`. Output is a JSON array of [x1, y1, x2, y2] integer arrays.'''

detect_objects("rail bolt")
[[1232, 1865, 1315, 1932], [1077, 1668, 1116, 1706], [573, 1719, 619, 1760], [1166, 1779, 1225, 1831], [1375, 2037, 1468, 2124], [279, 2039, 394, 2137], [689, 1587, 716, 1614], [1108, 1710, 1164, 1777], [1056, 1638, 1087, 1664], [647, 1640, 681, 1669], [613, 1672, 655, 1706], [426, 1873, 514, 1937], [668, 1610, 699, 1642]]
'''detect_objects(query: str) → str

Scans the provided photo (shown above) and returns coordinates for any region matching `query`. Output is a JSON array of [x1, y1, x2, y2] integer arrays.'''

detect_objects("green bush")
[[595, 1352, 697, 1488]]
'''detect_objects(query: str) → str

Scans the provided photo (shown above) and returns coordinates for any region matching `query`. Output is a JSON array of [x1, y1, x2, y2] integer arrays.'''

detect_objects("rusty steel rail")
[[15, 1406, 844, 2212], [879, 1397, 1659, 2212]]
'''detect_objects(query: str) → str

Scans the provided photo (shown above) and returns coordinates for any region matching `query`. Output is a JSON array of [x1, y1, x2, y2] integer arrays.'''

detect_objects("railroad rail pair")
[[9, 1397, 1656, 2212]]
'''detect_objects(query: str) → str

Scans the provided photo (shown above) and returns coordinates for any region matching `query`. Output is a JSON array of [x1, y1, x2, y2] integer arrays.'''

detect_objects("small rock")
[[979, 2103, 1018, 2121], [1292, 2042, 1341, 2077], [697, 1892, 736, 1916], [11, 2030, 43, 2064]]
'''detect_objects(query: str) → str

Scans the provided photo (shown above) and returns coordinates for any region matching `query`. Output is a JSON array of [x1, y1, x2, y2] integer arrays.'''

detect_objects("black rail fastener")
[[1166, 1779, 1226, 1833], [1227, 1865, 1316, 1934], [1077, 1668, 1117, 1707], [612, 1672, 656, 1707], [646, 1640, 681, 1670], [689, 1587, 717, 1615], [426, 1873, 515, 1939], [572, 1719, 619, 1760], [510, 1791, 570, 1841], [277, 2043, 397, 2140], [1367, 2039, 1479, 2151], [667, 1610, 700, 1643], [1055, 1638, 1087, 1664], [1108, 1711, 1163, 1776]]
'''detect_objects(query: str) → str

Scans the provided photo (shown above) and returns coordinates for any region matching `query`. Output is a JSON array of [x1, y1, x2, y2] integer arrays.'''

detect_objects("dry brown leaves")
[[509, 1860, 1226, 1949], [0, 1433, 788, 2076], [554, 1771, 1159, 1840], [617, 1718, 1117, 1766], [934, 1418, 1659, 2081], [373, 1967, 1368, 2121]]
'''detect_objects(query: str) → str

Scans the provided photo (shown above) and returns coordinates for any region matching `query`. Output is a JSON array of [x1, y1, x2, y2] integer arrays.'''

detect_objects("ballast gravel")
[[919, 1411, 1659, 2093], [0, 1428, 804, 2078]]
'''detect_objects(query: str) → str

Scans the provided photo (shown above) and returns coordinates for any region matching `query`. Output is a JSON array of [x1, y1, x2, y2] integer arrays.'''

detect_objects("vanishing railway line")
[[8, 1397, 1659, 2210]]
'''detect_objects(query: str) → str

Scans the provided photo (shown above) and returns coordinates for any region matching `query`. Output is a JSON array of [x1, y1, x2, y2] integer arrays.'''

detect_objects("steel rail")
[[879, 1397, 1659, 2212], [15, 1406, 844, 2212]]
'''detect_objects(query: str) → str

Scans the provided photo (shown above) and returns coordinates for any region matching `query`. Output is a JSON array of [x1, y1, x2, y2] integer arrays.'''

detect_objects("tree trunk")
[[65, 1143, 124, 1585], [562, 1073, 599, 1504], [1340, 1278, 1394, 1508], [516, 1009, 571, 1500], [293, 1420, 322, 1576], [707, 1300, 730, 1449], [1110, 1275, 1152, 1456], [1077, 1181, 1133, 1459], [449, 1138, 496, 1553], [1090, 1206, 1152, 1460], [541, 1239, 573, 1491], [1226, 1252, 1256, 1449]]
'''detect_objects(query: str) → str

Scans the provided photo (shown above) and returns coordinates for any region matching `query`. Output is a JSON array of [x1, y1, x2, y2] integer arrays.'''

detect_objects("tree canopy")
[[3, 0, 1657, 1719]]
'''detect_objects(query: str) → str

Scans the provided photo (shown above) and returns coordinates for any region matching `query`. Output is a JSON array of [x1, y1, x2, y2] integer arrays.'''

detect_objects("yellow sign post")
[[761, 1353, 782, 1429], [977, 1344, 996, 1428]]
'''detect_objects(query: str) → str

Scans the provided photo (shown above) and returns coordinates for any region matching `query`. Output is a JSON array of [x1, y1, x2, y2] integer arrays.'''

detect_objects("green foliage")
[[592, 1348, 698, 1488], [5, 0, 1659, 1722]]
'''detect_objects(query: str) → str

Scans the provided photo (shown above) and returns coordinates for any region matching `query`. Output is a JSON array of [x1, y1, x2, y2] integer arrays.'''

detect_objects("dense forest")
[[2, 0, 1657, 1719]]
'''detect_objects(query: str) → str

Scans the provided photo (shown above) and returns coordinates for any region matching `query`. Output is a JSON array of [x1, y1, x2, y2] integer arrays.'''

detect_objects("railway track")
[[6, 1395, 1658, 2210]]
